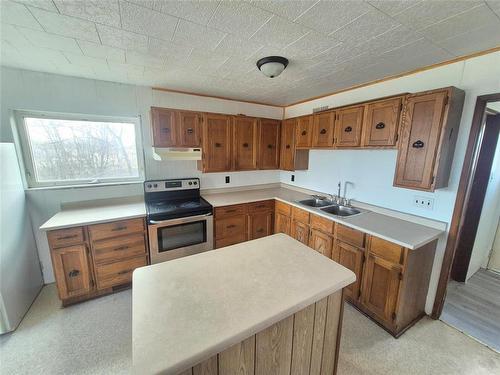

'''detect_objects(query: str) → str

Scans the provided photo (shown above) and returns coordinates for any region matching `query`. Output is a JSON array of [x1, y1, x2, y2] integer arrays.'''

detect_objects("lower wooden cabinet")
[[215, 201, 274, 248], [291, 220, 309, 245], [333, 240, 364, 302], [309, 229, 333, 258], [275, 212, 291, 235], [47, 218, 148, 306], [51, 244, 92, 300]]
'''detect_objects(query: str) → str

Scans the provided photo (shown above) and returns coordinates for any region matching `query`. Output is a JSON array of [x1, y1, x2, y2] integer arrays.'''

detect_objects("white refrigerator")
[[0, 143, 43, 334]]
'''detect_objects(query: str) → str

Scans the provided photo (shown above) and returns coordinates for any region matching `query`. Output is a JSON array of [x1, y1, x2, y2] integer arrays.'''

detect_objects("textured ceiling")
[[1, 0, 500, 106]]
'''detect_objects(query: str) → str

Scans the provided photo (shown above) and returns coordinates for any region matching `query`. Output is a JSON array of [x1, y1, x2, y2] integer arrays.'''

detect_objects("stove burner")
[[180, 201, 201, 209]]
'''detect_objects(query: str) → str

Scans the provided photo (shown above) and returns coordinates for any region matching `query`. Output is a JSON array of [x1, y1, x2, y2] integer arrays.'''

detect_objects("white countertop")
[[39, 197, 146, 230], [132, 234, 355, 375], [202, 187, 444, 250]]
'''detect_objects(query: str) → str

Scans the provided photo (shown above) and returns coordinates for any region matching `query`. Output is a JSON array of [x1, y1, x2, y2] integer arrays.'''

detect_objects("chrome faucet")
[[337, 181, 341, 198], [343, 181, 354, 206]]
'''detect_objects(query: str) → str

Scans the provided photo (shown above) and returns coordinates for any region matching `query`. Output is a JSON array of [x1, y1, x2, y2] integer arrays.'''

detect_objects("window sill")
[[25, 180, 144, 191]]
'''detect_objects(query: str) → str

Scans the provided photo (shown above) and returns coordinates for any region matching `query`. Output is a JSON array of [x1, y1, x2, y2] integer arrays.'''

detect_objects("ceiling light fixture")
[[256, 56, 289, 78]]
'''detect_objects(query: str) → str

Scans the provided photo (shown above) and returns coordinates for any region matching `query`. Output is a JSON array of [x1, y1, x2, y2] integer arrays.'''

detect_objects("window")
[[15, 111, 144, 188]]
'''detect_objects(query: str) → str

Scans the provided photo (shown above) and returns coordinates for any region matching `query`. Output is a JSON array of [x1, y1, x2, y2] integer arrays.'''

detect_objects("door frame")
[[432, 93, 500, 319]]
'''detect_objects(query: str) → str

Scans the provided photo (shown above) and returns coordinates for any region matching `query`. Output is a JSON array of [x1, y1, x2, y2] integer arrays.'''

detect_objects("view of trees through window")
[[24, 117, 140, 184]]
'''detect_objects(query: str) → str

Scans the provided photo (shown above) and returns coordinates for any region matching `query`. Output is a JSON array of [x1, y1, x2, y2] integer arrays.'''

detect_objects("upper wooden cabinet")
[[394, 87, 464, 191], [258, 118, 281, 170], [200, 113, 232, 172], [334, 105, 364, 147], [233, 116, 258, 170], [295, 115, 313, 148], [312, 111, 335, 148], [151, 107, 201, 148], [280, 118, 309, 171], [362, 97, 402, 147]]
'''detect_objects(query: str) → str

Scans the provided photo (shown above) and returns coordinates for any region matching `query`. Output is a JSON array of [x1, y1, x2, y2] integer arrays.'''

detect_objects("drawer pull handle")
[[112, 226, 127, 231], [344, 126, 352, 133], [375, 122, 385, 129], [58, 234, 78, 240], [256, 205, 265, 208], [256, 228, 264, 233], [118, 269, 131, 275], [301, 130, 307, 136], [225, 209, 237, 213], [114, 245, 129, 251], [227, 224, 237, 229], [215, 142, 222, 147], [320, 128, 327, 134], [68, 269, 80, 278], [161, 127, 170, 133], [186, 128, 194, 134], [243, 143, 249, 148], [412, 140, 424, 148]]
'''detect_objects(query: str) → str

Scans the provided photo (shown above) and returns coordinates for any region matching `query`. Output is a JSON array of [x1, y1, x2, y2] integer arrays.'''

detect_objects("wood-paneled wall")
[[177, 291, 344, 375]]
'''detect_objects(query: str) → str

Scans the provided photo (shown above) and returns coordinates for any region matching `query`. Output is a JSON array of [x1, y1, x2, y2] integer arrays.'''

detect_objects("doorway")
[[435, 96, 500, 352]]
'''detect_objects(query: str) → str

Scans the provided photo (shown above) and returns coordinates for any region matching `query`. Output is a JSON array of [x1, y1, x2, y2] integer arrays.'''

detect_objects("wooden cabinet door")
[[177, 111, 201, 147], [233, 116, 258, 170], [275, 212, 291, 235], [361, 254, 401, 324], [151, 107, 176, 147], [291, 220, 309, 245], [295, 115, 313, 148], [334, 241, 364, 301], [52, 244, 91, 300], [309, 229, 333, 258], [202, 113, 232, 172], [362, 97, 402, 147], [258, 118, 281, 169], [312, 111, 335, 148], [334, 106, 364, 147], [394, 91, 447, 190], [280, 118, 296, 171], [249, 211, 273, 240]]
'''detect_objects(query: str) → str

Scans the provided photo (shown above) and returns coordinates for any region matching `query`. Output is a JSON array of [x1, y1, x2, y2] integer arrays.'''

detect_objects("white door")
[[487, 220, 500, 272]]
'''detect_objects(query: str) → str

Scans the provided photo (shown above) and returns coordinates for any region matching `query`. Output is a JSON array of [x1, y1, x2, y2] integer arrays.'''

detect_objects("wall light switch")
[[413, 196, 434, 210]]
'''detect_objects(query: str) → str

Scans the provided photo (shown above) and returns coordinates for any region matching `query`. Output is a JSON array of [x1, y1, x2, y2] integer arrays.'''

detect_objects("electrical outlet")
[[291, 174, 295, 182], [413, 196, 434, 210], [225, 176, 230, 184]]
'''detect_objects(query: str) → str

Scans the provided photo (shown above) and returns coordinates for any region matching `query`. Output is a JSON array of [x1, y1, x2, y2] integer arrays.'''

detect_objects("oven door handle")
[[149, 213, 212, 225]]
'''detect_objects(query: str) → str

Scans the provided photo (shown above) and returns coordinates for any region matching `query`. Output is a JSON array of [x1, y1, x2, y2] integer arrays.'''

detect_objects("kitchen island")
[[133, 234, 355, 375]]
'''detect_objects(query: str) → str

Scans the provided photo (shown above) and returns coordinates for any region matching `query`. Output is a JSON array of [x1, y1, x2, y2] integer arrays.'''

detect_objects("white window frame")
[[14, 110, 145, 188]]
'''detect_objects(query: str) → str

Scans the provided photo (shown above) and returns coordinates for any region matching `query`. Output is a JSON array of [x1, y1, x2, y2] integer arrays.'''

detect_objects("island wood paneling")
[[176, 291, 344, 375]]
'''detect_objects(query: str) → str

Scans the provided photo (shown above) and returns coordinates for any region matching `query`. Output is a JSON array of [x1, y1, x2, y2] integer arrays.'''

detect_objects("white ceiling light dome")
[[256, 56, 289, 78]]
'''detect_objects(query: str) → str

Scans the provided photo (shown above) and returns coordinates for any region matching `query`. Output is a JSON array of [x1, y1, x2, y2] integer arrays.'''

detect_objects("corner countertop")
[[201, 187, 444, 250], [39, 197, 146, 230], [132, 234, 355, 375]]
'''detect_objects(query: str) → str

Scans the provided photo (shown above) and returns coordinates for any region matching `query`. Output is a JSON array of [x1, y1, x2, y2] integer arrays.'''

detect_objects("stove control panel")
[[144, 178, 199, 193]]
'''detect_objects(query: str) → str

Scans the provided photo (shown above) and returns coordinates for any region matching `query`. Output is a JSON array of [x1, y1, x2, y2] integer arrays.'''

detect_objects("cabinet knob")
[[267, 144, 273, 149], [301, 130, 307, 136], [375, 122, 385, 129], [286, 144, 291, 149], [68, 269, 80, 278], [161, 127, 170, 133], [320, 128, 327, 134], [412, 140, 424, 148], [243, 143, 249, 148], [186, 128, 194, 134], [344, 126, 352, 133], [215, 142, 222, 147], [256, 228, 264, 233]]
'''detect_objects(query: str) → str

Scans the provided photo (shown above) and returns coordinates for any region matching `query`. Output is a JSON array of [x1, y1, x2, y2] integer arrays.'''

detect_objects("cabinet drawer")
[[215, 204, 248, 218], [292, 206, 310, 224], [310, 214, 334, 233], [275, 200, 292, 216], [48, 227, 85, 248], [92, 233, 146, 263], [95, 255, 147, 290], [215, 233, 247, 249], [89, 218, 144, 241], [247, 200, 274, 212], [215, 215, 247, 240], [368, 236, 405, 265], [335, 224, 365, 248]]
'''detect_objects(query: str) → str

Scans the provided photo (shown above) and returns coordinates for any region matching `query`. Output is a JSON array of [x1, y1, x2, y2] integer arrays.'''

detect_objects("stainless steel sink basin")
[[320, 205, 361, 217], [297, 198, 333, 208]]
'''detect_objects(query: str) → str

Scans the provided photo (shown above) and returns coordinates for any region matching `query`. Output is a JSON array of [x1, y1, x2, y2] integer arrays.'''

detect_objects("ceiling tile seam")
[[117, 0, 123, 29], [24, 3, 47, 32], [48, 0, 60, 14], [247, 14, 275, 41], [170, 18, 181, 42], [75, 39, 85, 56], [326, 9, 372, 38], [292, 0, 321, 22], [485, 0, 500, 21], [205, 0, 222, 27], [418, 3, 492, 33]]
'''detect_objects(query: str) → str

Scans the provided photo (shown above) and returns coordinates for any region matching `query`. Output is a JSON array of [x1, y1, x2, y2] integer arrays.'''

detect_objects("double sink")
[[296, 198, 365, 217]]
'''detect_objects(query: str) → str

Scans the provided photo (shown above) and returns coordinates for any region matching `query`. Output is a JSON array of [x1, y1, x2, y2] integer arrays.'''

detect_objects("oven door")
[[148, 213, 213, 264]]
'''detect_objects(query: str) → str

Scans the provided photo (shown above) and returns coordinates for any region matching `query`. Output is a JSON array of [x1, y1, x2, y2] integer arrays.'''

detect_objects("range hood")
[[152, 147, 202, 161]]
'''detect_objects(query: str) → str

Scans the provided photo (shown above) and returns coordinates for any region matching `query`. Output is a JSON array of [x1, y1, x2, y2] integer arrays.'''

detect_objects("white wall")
[[467, 128, 500, 279], [0, 67, 282, 283], [283, 51, 500, 313]]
